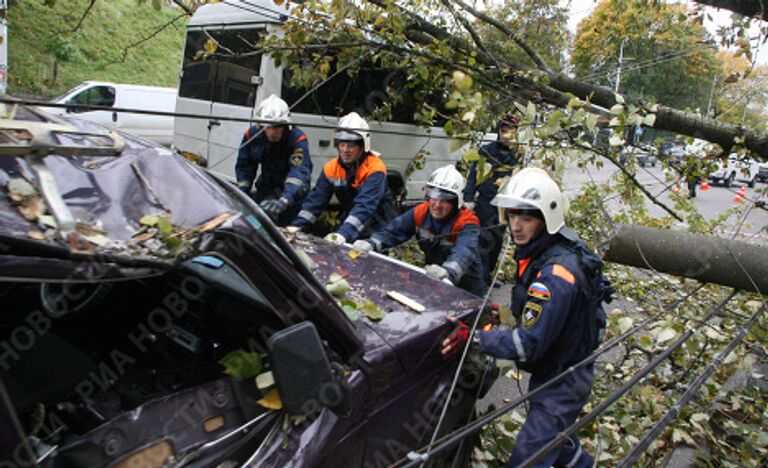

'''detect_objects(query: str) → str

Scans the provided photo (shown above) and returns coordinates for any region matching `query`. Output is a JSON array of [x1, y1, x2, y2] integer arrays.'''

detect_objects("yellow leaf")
[[204, 39, 218, 55], [257, 389, 283, 410]]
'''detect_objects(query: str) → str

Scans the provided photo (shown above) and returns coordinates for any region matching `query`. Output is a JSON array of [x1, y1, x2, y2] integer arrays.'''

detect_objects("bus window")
[[282, 62, 420, 124], [179, 28, 263, 107]]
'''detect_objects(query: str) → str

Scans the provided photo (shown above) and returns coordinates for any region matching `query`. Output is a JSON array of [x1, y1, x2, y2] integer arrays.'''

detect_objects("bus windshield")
[[179, 27, 263, 107]]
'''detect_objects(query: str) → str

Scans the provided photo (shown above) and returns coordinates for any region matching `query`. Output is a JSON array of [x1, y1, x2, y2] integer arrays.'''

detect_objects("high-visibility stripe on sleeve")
[[512, 329, 527, 362], [298, 210, 316, 223], [443, 260, 463, 279], [345, 215, 364, 231]]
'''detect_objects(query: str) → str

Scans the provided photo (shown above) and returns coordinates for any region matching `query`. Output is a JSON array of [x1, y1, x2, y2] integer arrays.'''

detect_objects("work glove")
[[441, 320, 470, 359], [324, 232, 346, 245], [260, 198, 287, 218], [351, 239, 373, 255], [425, 264, 450, 282]]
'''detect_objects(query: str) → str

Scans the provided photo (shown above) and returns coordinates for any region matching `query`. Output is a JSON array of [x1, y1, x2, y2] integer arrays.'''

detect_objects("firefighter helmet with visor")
[[491, 167, 566, 234], [256, 94, 291, 127], [334, 112, 371, 152], [425, 165, 465, 202]]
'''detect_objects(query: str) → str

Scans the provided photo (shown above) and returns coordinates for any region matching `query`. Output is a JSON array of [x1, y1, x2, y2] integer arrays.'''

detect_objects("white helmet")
[[334, 112, 371, 152], [426, 165, 465, 201], [491, 167, 566, 234], [256, 94, 290, 127]]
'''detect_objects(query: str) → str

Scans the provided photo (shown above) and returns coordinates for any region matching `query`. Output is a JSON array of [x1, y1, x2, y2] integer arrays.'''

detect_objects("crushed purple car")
[[0, 110, 496, 467]]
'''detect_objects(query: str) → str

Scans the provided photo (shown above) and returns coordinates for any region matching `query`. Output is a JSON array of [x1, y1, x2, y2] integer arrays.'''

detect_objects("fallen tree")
[[603, 224, 768, 294]]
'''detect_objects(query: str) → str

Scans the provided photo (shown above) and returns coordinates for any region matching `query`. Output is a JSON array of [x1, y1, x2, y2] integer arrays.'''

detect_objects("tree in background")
[[473, 0, 570, 73], [572, 0, 721, 112], [713, 51, 768, 132]]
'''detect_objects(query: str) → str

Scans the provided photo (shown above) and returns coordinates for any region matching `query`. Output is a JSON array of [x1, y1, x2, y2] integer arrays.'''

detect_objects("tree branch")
[[439, 0, 488, 54], [68, 0, 97, 33], [693, 0, 767, 20], [450, 0, 553, 74], [105, 13, 187, 66], [172, 0, 195, 16]]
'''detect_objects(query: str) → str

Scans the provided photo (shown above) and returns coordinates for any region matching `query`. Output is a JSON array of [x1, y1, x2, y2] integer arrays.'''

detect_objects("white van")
[[173, 0, 467, 201], [41, 81, 176, 146]]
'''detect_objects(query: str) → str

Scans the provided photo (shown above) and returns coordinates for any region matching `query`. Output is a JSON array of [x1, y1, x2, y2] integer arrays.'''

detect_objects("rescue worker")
[[352, 165, 486, 296], [291, 112, 396, 243], [442, 168, 612, 467], [236, 94, 312, 226], [463, 113, 522, 286]]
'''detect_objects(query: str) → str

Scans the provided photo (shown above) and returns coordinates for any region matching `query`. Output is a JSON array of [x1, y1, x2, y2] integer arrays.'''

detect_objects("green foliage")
[[472, 0, 570, 73], [8, 0, 186, 96], [572, 0, 721, 111], [219, 350, 264, 379]]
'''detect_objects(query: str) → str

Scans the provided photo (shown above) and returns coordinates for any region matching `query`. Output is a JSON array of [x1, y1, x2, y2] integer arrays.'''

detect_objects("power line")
[[617, 301, 767, 467]]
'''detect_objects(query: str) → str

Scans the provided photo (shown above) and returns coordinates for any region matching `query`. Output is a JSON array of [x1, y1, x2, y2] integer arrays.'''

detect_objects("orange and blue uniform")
[[368, 202, 485, 296], [292, 152, 395, 241], [477, 230, 612, 467], [235, 126, 312, 220]]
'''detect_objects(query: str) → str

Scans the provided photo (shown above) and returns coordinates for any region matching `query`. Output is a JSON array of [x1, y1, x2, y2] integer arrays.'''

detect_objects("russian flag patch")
[[528, 282, 551, 301]]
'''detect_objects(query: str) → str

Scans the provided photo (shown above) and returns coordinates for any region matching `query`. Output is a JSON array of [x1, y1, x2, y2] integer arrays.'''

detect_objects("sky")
[[562, 0, 768, 66]]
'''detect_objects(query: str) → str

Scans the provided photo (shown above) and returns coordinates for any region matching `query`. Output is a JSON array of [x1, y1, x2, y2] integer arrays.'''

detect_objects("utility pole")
[[615, 38, 626, 93], [705, 73, 717, 117], [0, 0, 7, 95]]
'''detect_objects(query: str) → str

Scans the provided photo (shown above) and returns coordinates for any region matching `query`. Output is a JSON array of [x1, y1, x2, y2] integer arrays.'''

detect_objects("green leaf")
[[617, 316, 633, 334], [656, 328, 677, 343], [609, 104, 625, 115], [219, 350, 263, 378], [462, 148, 480, 162], [362, 300, 385, 321], [326, 273, 350, 297], [140, 215, 159, 226], [609, 134, 625, 147], [585, 114, 598, 132], [643, 114, 656, 127], [157, 216, 173, 234], [614, 94, 625, 104]]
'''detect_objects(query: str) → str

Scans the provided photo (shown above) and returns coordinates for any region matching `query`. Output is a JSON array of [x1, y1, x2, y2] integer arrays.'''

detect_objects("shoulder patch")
[[552, 264, 575, 285], [290, 148, 304, 167], [522, 301, 543, 329], [527, 282, 551, 301]]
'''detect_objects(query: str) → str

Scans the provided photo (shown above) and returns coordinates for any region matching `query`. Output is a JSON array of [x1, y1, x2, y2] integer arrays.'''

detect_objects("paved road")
[[560, 161, 768, 239]]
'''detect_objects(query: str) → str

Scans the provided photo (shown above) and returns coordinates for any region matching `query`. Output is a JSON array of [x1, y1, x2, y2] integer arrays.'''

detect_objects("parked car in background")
[[660, 141, 687, 163], [39, 81, 176, 146], [757, 161, 768, 183], [708, 155, 760, 188], [0, 110, 493, 466]]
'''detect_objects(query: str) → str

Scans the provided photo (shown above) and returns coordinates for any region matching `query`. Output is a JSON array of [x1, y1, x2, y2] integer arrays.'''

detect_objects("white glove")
[[324, 232, 346, 245], [465, 201, 475, 211], [351, 239, 373, 255], [425, 264, 450, 281]]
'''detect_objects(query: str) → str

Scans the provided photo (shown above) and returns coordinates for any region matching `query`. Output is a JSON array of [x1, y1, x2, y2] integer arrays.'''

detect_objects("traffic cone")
[[700, 179, 711, 191], [734, 185, 747, 203]]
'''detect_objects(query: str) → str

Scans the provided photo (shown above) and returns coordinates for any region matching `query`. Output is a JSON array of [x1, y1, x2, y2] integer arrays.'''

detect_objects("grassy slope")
[[8, 0, 187, 97]]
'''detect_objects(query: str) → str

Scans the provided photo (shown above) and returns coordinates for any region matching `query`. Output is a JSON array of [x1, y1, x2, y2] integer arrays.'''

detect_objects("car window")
[[68, 86, 116, 110]]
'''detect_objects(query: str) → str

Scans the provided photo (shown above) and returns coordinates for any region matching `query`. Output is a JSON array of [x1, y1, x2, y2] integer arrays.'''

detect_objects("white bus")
[[172, 0, 467, 202]]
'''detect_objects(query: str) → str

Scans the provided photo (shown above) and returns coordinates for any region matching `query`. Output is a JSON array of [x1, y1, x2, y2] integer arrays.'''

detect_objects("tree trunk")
[[603, 224, 768, 294]]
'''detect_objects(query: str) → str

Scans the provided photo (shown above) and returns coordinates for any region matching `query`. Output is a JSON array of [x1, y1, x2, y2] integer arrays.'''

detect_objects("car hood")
[[0, 117, 362, 356], [292, 236, 484, 372]]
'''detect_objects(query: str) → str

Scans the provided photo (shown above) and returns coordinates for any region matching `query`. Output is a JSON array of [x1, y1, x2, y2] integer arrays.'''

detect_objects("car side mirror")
[[268, 322, 348, 415]]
